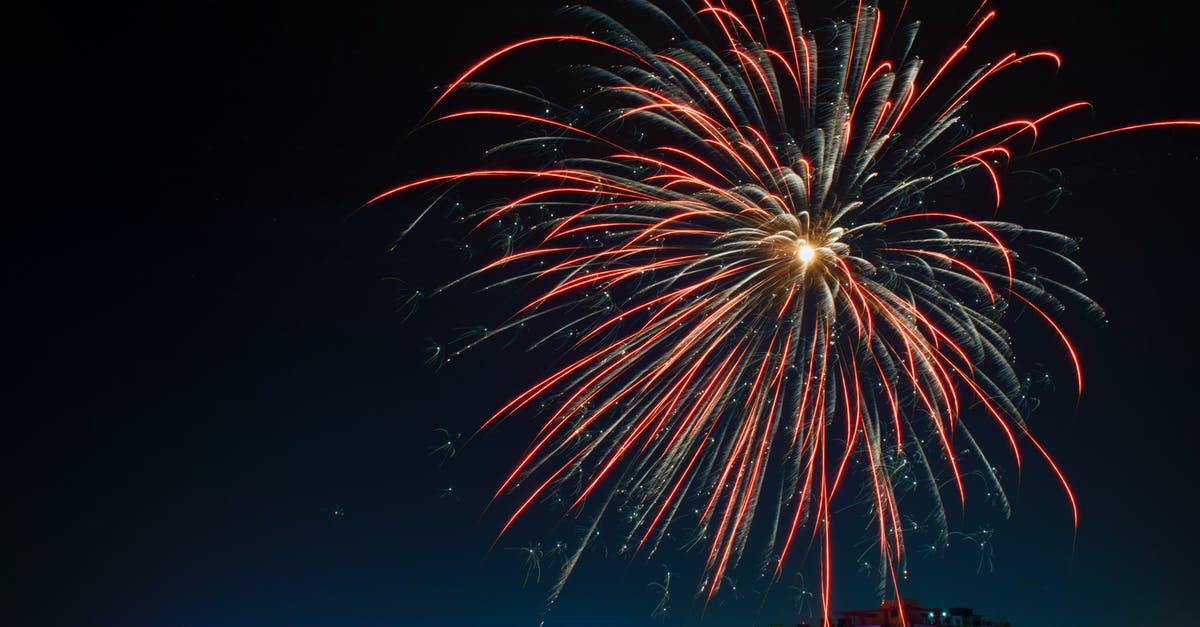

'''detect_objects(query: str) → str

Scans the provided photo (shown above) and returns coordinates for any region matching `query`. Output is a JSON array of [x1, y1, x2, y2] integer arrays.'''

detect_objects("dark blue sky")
[[10, 1, 1200, 626]]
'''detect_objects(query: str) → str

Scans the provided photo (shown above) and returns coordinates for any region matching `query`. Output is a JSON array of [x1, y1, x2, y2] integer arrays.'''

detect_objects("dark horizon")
[[10, 1, 1200, 626]]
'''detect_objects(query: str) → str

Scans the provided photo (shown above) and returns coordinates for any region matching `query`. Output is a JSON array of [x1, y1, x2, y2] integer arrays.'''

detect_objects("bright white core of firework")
[[797, 243, 816, 264]]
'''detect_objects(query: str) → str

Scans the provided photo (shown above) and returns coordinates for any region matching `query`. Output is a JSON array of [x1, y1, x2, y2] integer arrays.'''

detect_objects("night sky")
[[11, 1, 1200, 626]]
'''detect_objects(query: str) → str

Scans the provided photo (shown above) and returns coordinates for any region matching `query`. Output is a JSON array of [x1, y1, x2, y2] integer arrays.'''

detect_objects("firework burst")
[[375, 0, 1197, 621]]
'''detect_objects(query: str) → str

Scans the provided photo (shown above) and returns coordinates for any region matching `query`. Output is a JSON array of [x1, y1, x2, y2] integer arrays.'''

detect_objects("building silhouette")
[[772, 598, 1011, 627]]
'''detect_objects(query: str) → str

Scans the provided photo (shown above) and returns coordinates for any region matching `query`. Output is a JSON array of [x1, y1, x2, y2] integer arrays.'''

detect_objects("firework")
[[375, 0, 1196, 621]]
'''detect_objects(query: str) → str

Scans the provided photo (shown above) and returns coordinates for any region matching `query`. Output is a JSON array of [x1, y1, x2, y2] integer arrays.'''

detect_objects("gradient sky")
[[11, 1, 1200, 626]]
